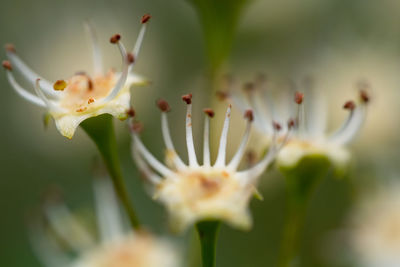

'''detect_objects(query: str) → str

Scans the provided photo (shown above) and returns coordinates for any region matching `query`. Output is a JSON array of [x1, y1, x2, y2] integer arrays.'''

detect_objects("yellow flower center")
[[59, 71, 117, 113]]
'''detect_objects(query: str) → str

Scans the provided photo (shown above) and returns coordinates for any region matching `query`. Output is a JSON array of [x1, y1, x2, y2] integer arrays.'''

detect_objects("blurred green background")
[[0, 0, 399, 266]]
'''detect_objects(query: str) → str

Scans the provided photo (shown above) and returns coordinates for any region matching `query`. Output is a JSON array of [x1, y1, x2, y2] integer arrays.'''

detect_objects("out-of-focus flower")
[[30, 175, 180, 267], [227, 76, 370, 170], [347, 182, 400, 267], [2, 15, 151, 139], [130, 94, 289, 232]]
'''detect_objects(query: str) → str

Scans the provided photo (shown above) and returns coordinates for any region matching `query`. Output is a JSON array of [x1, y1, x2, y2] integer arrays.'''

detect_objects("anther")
[[4, 44, 16, 53], [127, 107, 135, 117], [110, 34, 121, 44], [131, 121, 143, 133], [288, 118, 296, 129], [156, 99, 170, 112], [244, 82, 255, 92], [343, 100, 356, 111], [244, 109, 254, 122], [294, 91, 304, 104], [87, 78, 94, 91], [53, 80, 67, 91], [216, 91, 229, 101], [203, 108, 215, 118], [88, 98, 95, 104], [182, 94, 192, 104], [273, 121, 282, 131], [360, 90, 370, 104], [2, 60, 12, 71], [141, 14, 151, 24], [127, 53, 135, 64]]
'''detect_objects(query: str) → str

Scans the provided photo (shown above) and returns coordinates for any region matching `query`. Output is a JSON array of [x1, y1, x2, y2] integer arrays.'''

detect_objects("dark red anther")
[[244, 82, 255, 92], [182, 94, 192, 104], [110, 34, 121, 44], [360, 90, 370, 104], [131, 121, 143, 133], [288, 118, 296, 129], [273, 121, 282, 131], [203, 108, 215, 118], [294, 91, 304, 104], [141, 14, 151, 24], [127, 53, 135, 64], [127, 107, 135, 117], [2, 60, 12, 71], [157, 99, 170, 112], [216, 91, 229, 101], [343, 100, 356, 111], [244, 109, 254, 122]]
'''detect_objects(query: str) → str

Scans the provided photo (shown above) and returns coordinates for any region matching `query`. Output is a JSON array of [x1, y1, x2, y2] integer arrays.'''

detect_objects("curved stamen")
[[303, 77, 327, 137], [227, 109, 253, 171], [157, 99, 186, 170], [5, 46, 58, 97], [214, 105, 232, 167], [44, 203, 94, 252], [84, 21, 103, 75], [182, 94, 199, 167], [4, 68, 46, 107], [35, 79, 62, 112], [245, 82, 273, 134], [203, 108, 214, 167], [132, 146, 162, 185], [93, 176, 124, 243], [128, 14, 151, 72], [329, 99, 367, 145], [103, 37, 130, 102], [131, 127, 175, 177]]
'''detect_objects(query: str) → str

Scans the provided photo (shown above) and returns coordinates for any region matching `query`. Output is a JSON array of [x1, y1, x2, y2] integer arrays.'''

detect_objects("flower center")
[[59, 71, 117, 112]]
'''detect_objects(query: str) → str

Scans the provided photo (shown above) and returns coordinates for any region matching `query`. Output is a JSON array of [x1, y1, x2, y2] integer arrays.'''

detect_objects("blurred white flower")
[[29, 175, 180, 267], [2, 15, 150, 139], [348, 182, 400, 267], [130, 94, 288, 232], [228, 76, 370, 169]]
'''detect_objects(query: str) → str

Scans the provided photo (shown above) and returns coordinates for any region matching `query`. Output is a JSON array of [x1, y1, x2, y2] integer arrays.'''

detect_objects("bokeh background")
[[0, 0, 399, 266]]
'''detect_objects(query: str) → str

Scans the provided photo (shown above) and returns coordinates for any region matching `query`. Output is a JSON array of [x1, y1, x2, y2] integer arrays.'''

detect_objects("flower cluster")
[[226, 77, 370, 170], [2, 15, 151, 138], [130, 94, 290, 232], [30, 175, 180, 267]]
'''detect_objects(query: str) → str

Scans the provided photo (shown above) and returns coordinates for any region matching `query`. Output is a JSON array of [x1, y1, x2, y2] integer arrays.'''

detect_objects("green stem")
[[196, 220, 221, 267], [80, 114, 140, 230], [277, 190, 308, 267], [277, 156, 331, 267]]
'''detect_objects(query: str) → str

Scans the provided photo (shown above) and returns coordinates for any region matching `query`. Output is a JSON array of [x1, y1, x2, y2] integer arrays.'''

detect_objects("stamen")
[[329, 99, 366, 145], [84, 21, 103, 75], [131, 122, 175, 177], [5, 70, 46, 107], [214, 105, 232, 167], [2, 60, 12, 70], [182, 94, 198, 167], [5, 44, 58, 97], [228, 109, 253, 171], [102, 36, 130, 102], [294, 91, 306, 137], [129, 14, 151, 71], [203, 108, 214, 167], [131, 146, 162, 185], [35, 79, 61, 111], [157, 99, 186, 169], [93, 176, 124, 243]]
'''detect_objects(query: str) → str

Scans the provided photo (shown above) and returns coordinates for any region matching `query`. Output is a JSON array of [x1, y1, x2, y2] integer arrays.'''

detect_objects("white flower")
[[228, 76, 370, 169], [30, 175, 180, 267], [2, 15, 150, 139], [130, 94, 287, 232], [348, 182, 400, 267]]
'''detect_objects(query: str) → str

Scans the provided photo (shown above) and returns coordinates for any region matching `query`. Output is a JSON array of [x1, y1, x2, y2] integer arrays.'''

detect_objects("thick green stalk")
[[196, 220, 221, 267], [80, 114, 140, 229], [277, 156, 331, 267]]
